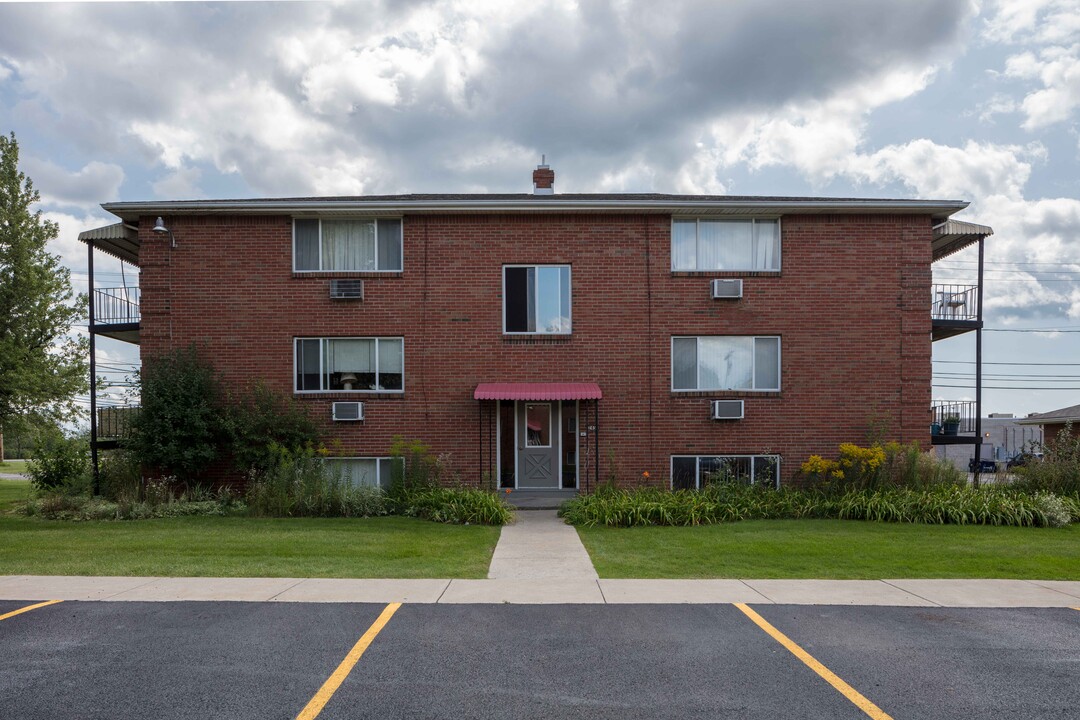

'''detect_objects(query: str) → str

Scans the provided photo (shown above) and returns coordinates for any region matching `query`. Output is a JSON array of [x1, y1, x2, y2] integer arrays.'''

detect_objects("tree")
[[0, 132, 89, 459]]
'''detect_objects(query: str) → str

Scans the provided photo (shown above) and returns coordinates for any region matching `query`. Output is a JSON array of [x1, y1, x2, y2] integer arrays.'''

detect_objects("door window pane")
[[525, 404, 551, 447]]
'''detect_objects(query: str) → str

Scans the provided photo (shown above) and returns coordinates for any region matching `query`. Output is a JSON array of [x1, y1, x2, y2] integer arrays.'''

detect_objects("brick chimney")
[[532, 159, 554, 195]]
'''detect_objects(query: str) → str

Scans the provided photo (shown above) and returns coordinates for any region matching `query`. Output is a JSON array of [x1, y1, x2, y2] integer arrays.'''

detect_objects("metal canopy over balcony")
[[932, 219, 993, 261], [78, 222, 140, 266]]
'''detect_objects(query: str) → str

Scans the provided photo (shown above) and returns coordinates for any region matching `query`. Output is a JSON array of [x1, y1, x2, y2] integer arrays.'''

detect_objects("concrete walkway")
[[2, 575, 1079, 606], [487, 509, 598, 580]]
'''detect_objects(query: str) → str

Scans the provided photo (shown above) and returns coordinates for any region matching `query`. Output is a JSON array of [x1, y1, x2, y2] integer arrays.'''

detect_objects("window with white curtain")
[[325, 457, 403, 489], [671, 336, 780, 391], [671, 219, 780, 271], [293, 218, 403, 272], [671, 455, 781, 490], [294, 337, 404, 392]]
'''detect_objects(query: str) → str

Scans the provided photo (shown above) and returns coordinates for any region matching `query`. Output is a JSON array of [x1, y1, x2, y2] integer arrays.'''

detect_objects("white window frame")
[[292, 217, 403, 273], [324, 456, 404, 489], [502, 264, 573, 335], [671, 217, 782, 272], [294, 336, 405, 394], [670, 336, 781, 392], [670, 454, 781, 490]]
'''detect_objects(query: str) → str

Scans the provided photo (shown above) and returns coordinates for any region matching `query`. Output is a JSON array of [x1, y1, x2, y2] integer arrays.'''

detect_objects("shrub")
[[97, 448, 142, 502], [391, 486, 514, 525], [21, 494, 243, 521], [559, 484, 1074, 528], [1012, 424, 1080, 497], [387, 436, 443, 491], [27, 429, 91, 495], [126, 346, 222, 483], [245, 445, 388, 518], [222, 382, 320, 480], [800, 441, 963, 491]]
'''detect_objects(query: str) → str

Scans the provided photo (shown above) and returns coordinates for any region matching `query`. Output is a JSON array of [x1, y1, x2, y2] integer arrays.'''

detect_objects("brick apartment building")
[[81, 166, 992, 490]]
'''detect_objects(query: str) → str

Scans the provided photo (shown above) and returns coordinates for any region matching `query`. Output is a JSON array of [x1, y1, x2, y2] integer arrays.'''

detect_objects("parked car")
[[968, 458, 998, 473]]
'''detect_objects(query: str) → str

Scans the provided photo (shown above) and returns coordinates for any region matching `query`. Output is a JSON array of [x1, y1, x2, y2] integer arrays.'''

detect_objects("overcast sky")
[[2, 0, 1079, 418]]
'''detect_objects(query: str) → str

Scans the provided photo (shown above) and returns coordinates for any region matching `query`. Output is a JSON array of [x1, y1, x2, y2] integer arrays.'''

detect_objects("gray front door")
[[517, 401, 560, 488]]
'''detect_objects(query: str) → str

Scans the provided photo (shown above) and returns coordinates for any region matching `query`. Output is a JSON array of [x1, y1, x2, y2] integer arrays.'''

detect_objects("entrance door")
[[516, 401, 560, 488]]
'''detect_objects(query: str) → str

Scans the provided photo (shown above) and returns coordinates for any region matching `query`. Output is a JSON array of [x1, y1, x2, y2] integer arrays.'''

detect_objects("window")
[[295, 337, 404, 392], [504, 265, 571, 334], [671, 455, 780, 490], [672, 336, 780, 391], [294, 218, 403, 272], [672, 218, 779, 271], [326, 457, 403, 489]]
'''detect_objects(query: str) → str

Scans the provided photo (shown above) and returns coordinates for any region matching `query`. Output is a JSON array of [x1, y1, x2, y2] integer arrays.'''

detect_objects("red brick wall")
[[137, 211, 933, 487]]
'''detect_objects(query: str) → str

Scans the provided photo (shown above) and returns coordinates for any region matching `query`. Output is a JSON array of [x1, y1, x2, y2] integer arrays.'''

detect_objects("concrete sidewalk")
[[2, 575, 1079, 606], [487, 509, 598, 580]]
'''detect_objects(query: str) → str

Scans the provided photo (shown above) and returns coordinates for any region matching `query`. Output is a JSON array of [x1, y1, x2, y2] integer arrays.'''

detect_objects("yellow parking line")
[[0, 599, 63, 622], [295, 603, 401, 720], [735, 603, 893, 720]]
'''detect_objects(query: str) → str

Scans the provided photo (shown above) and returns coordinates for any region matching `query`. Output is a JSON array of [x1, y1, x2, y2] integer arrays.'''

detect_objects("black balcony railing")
[[932, 284, 979, 322], [93, 287, 140, 325], [931, 400, 976, 435], [97, 406, 140, 440]]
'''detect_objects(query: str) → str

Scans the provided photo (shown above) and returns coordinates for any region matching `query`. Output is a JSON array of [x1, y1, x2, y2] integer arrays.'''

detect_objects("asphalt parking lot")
[[1, 600, 1078, 719]]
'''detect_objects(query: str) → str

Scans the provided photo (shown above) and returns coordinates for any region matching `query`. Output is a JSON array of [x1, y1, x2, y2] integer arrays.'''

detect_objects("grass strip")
[[576, 519, 1080, 580]]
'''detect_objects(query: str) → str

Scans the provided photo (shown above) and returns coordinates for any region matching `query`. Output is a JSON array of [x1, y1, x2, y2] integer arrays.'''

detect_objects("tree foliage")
[[126, 345, 222, 482], [0, 132, 88, 437], [127, 345, 320, 484]]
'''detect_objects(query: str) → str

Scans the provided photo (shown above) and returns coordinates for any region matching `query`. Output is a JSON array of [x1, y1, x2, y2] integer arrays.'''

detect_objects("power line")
[[934, 383, 1080, 389], [934, 360, 1080, 365]]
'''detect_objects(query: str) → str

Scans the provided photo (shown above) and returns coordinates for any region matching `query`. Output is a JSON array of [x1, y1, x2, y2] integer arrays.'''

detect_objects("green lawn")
[[0, 480, 500, 578], [576, 519, 1080, 580], [0, 459, 28, 474]]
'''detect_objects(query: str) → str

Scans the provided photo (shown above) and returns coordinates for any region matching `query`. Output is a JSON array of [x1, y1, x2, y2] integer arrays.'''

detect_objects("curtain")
[[672, 338, 698, 390], [753, 220, 779, 270], [294, 220, 320, 270], [377, 219, 403, 271], [698, 337, 754, 389], [699, 220, 753, 270], [753, 337, 780, 390], [327, 339, 374, 374], [322, 220, 375, 271], [671, 220, 697, 270]]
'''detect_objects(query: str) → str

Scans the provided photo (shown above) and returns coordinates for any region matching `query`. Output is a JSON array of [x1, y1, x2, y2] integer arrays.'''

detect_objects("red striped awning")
[[473, 382, 603, 401]]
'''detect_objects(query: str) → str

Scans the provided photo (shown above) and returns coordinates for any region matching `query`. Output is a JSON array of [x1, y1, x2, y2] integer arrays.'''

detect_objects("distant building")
[[1017, 404, 1080, 443]]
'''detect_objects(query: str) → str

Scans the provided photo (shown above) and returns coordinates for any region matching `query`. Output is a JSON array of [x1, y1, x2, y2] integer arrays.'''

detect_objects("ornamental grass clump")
[[245, 444, 387, 518], [385, 436, 513, 525]]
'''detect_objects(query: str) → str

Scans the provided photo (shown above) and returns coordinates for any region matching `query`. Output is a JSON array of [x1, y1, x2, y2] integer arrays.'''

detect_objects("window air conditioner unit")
[[711, 279, 743, 299], [711, 400, 744, 420], [330, 279, 364, 300], [708, 278, 743, 297], [332, 401, 364, 422]]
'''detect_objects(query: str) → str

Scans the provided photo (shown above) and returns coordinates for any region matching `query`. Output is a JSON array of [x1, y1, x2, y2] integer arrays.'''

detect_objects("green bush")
[[27, 430, 91, 495], [559, 483, 1074, 529], [21, 494, 243, 521], [245, 445, 388, 518], [126, 346, 222, 483], [1012, 424, 1080, 497], [391, 486, 514, 525], [97, 448, 142, 502], [222, 382, 320, 480]]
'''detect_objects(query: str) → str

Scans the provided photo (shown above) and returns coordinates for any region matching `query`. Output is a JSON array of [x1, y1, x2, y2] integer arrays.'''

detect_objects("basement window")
[[671, 455, 781, 490]]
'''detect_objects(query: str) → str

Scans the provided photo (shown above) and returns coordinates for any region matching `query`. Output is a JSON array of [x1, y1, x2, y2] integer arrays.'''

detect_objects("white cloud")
[[1004, 44, 1080, 128], [22, 157, 124, 210], [151, 166, 203, 200]]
